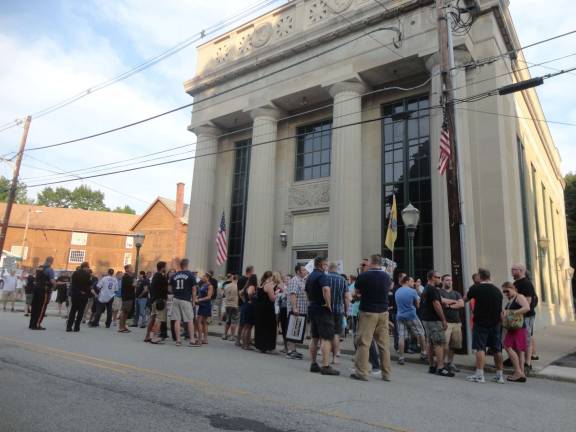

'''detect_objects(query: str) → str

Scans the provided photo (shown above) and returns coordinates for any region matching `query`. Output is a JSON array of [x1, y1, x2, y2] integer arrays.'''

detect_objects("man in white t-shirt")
[[2, 270, 18, 312], [89, 269, 118, 328]]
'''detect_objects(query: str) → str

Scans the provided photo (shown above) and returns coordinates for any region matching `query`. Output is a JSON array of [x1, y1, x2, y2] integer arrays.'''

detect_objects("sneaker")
[[436, 368, 455, 377], [398, 357, 405, 365], [447, 363, 460, 373], [320, 366, 340, 376], [465, 374, 486, 383], [350, 373, 369, 381], [428, 366, 437, 374], [531, 355, 539, 361], [492, 375, 505, 384], [310, 363, 321, 373], [371, 369, 382, 376]]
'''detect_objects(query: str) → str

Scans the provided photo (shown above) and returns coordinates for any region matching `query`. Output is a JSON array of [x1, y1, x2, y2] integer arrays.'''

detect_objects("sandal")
[[175, 341, 182, 346], [118, 329, 131, 333], [507, 376, 527, 383], [188, 341, 201, 347], [150, 339, 164, 344], [143, 338, 152, 343]]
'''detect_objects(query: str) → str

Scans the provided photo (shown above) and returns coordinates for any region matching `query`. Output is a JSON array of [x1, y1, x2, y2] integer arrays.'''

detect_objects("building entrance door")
[[292, 248, 328, 270]]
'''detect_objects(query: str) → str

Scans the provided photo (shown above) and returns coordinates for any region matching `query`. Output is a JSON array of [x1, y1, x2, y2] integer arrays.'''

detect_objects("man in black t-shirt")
[[118, 265, 135, 333], [465, 268, 504, 384], [306, 257, 339, 376], [350, 255, 392, 382], [512, 264, 538, 370], [420, 270, 453, 377], [145, 261, 168, 343]]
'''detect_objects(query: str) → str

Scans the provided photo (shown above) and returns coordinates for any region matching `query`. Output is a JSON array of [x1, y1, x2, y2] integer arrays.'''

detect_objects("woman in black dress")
[[254, 271, 277, 353], [240, 274, 257, 350]]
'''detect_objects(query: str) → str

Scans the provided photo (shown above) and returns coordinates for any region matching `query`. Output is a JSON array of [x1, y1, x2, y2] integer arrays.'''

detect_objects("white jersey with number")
[[97, 275, 118, 303]]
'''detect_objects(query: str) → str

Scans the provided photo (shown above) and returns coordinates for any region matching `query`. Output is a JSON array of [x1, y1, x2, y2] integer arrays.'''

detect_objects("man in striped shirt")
[[327, 262, 349, 362], [286, 264, 308, 359]]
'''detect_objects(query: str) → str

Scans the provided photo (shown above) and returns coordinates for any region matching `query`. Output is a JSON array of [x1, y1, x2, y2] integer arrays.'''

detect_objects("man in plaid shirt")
[[327, 262, 349, 362], [286, 264, 308, 359]]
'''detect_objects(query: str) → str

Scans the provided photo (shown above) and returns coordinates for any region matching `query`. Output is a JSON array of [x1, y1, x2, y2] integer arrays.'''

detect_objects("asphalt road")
[[0, 311, 575, 432]]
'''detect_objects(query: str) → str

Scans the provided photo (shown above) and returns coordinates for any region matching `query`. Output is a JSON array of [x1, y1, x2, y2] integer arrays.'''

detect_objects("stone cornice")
[[184, 0, 434, 96]]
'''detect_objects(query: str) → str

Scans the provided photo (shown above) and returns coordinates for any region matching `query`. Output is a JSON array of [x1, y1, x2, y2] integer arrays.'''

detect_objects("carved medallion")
[[251, 23, 273, 48], [326, 0, 354, 13]]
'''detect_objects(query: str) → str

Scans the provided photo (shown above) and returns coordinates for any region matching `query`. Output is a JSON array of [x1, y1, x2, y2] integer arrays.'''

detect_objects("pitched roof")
[[0, 203, 139, 235], [130, 197, 189, 231], [158, 197, 190, 223]]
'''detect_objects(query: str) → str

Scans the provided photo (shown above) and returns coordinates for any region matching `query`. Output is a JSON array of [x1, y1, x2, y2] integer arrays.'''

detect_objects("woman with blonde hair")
[[501, 281, 530, 382]]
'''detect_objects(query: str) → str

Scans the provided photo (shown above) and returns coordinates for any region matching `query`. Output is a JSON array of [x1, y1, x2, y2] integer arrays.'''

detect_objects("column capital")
[[190, 123, 221, 137], [250, 106, 281, 121], [329, 81, 366, 98]]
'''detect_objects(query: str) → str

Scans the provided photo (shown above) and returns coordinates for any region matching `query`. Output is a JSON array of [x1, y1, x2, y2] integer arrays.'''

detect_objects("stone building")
[[184, 0, 574, 326]]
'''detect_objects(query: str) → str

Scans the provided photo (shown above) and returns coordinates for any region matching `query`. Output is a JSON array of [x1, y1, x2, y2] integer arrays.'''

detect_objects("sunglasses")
[[503, 290, 510, 294]]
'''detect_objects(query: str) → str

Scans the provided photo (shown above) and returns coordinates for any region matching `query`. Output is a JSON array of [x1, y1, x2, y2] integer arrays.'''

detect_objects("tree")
[[36, 187, 73, 208], [69, 185, 108, 211], [112, 205, 136, 215], [36, 185, 108, 211], [0, 175, 31, 204]]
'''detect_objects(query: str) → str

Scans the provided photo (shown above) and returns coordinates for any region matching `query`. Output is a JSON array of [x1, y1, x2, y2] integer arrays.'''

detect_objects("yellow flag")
[[385, 194, 398, 252]]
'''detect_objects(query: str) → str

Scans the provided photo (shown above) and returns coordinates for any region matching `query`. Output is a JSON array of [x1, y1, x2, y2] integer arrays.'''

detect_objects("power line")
[[21, 79, 435, 182], [22, 27, 418, 153], [455, 29, 576, 70], [0, 0, 286, 134], [22, 154, 150, 205]]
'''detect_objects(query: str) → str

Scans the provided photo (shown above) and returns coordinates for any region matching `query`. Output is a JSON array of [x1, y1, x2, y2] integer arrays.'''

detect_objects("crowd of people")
[[2, 254, 540, 384]]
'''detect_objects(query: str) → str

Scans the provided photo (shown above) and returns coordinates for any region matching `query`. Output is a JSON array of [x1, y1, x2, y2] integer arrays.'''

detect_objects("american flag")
[[438, 110, 451, 176], [216, 211, 228, 267]]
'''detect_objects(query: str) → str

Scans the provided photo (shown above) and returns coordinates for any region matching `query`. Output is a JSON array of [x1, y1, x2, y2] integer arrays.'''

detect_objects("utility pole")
[[0, 116, 32, 259], [436, 1, 472, 353]]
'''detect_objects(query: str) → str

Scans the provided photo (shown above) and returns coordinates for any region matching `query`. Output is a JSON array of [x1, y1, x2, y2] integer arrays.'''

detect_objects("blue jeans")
[[136, 298, 148, 327]]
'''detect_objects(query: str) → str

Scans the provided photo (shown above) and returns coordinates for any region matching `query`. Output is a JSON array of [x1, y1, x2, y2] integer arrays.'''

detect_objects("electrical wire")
[[455, 29, 576, 70], [21, 26, 418, 154], [0, 0, 286, 133], [21, 79, 434, 182]]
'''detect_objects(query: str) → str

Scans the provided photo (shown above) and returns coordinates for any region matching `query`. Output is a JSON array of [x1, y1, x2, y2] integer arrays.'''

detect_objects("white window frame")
[[10, 245, 29, 260], [69, 249, 86, 264], [123, 252, 132, 266], [125, 236, 134, 249], [71, 232, 88, 246]]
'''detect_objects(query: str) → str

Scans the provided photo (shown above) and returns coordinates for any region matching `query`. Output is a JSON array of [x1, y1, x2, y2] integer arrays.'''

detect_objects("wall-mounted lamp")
[[280, 230, 288, 248], [538, 236, 550, 257]]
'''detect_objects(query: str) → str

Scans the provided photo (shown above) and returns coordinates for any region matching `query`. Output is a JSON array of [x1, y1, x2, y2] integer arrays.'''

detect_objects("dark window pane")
[[321, 164, 330, 177], [313, 151, 321, 165], [419, 117, 429, 137], [321, 149, 330, 164], [304, 167, 312, 180], [408, 119, 418, 139]]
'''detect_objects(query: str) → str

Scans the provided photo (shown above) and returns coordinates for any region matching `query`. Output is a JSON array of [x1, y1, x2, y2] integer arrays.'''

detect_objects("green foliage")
[[0, 175, 31, 204], [37, 185, 108, 211], [112, 205, 136, 215]]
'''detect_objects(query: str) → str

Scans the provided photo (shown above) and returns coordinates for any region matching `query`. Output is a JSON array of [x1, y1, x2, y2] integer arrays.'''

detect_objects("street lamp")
[[133, 232, 145, 275], [401, 203, 420, 277], [280, 230, 288, 248]]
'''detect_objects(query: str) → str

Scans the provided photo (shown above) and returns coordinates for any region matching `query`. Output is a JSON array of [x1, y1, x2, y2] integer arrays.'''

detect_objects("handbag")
[[155, 299, 166, 311], [502, 298, 524, 330]]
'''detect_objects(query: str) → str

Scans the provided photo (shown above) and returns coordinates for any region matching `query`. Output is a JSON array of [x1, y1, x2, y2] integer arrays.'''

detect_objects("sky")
[[0, 0, 574, 214]]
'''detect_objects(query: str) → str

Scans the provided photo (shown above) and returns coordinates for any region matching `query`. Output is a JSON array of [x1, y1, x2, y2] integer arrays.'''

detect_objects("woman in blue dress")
[[196, 273, 214, 345]]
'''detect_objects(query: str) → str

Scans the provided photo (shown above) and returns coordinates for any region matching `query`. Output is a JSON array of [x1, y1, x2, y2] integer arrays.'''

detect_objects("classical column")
[[328, 81, 365, 273], [243, 107, 280, 272], [186, 124, 220, 273], [426, 57, 451, 273]]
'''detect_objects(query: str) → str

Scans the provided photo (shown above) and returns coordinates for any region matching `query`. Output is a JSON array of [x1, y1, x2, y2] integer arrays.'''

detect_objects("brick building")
[[130, 182, 189, 271], [0, 203, 138, 274], [0, 183, 189, 275]]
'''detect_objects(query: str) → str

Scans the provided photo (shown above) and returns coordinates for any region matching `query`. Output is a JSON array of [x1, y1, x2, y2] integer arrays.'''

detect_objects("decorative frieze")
[[288, 182, 330, 210]]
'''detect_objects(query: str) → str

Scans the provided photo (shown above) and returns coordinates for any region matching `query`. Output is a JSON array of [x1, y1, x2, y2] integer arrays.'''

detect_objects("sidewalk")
[[18, 301, 576, 383]]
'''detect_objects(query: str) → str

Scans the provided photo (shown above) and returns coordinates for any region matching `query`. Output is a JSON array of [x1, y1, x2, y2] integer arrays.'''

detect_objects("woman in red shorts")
[[501, 282, 530, 382]]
